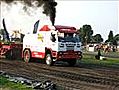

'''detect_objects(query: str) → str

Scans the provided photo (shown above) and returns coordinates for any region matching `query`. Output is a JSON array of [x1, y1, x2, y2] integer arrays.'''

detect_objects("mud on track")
[[0, 59, 119, 90]]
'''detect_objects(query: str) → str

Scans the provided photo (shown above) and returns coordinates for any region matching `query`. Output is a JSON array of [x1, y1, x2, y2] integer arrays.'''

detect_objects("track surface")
[[0, 59, 119, 90]]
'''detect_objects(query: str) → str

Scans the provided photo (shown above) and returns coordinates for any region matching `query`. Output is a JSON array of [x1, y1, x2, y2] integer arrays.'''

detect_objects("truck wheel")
[[6, 48, 19, 60], [67, 59, 77, 66], [5, 50, 13, 60], [45, 54, 54, 66], [23, 49, 31, 63]]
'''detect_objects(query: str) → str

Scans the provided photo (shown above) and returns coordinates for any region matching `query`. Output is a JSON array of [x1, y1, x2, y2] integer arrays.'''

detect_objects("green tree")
[[114, 34, 119, 41], [108, 30, 114, 43], [113, 34, 119, 46], [78, 24, 93, 45], [92, 34, 103, 43]]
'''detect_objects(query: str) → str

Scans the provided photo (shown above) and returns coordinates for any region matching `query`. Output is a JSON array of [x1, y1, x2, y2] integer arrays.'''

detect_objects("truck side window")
[[33, 20, 39, 34], [50, 33, 56, 42]]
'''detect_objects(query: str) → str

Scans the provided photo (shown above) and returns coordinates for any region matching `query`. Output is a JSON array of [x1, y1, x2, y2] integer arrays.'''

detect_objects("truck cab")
[[23, 20, 82, 66]]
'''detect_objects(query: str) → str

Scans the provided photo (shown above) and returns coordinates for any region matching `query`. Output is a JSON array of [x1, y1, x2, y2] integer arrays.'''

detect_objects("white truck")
[[23, 20, 82, 66]]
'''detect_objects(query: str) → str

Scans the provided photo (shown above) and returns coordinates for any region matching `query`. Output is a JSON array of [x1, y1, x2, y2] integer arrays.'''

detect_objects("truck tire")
[[6, 48, 21, 60], [45, 53, 54, 66], [23, 49, 31, 63], [5, 50, 13, 60], [67, 59, 77, 66]]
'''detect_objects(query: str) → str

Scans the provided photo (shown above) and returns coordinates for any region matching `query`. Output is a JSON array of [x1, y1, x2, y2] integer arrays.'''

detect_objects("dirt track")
[[0, 59, 119, 90]]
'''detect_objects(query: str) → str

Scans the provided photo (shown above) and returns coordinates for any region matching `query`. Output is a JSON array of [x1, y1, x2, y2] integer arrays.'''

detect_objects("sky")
[[55, 0, 119, 41], [0, 0, 119, 41]]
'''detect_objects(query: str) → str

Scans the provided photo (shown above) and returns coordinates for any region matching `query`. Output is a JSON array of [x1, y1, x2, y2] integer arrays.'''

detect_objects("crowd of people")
[[94, 44, 117, 53]]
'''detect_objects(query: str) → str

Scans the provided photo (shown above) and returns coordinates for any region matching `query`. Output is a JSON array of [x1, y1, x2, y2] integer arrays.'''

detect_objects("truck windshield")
[[58, 33, 80, 42]]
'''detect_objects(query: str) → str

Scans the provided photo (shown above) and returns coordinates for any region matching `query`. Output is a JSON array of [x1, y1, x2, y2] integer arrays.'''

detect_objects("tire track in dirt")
[[0, 59, 119, 90]]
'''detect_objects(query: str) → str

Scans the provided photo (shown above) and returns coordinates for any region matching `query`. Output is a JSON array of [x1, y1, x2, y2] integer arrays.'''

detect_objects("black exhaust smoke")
[[1, 0, 57, 25]]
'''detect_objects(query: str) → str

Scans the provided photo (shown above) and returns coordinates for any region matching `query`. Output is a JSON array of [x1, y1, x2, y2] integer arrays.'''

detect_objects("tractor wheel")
[[45, 53, 54, 66], [67, 59, 77, 66], [23, 49, 31, 63]]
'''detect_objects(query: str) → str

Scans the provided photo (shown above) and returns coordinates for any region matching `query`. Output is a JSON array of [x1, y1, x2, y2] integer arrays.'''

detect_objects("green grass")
[[100, 50, 119, 56], [0, 76, 33, 90], [79, 54, 119, 68]]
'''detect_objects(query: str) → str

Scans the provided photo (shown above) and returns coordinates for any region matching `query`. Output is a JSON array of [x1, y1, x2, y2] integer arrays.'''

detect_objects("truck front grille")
[[66, 46, 74, 50]]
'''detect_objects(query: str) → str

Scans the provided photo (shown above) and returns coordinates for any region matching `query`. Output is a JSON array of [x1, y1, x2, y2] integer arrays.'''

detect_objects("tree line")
[[77, 24, 119, 46]]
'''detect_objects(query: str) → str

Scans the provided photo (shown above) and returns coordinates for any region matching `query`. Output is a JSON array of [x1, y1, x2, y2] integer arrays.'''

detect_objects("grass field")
[[79, 54, 119, 68], [0, 76, 33, 90]]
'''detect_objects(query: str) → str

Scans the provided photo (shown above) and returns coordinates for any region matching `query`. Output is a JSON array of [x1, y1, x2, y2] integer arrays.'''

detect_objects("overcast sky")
[[55, 0, 119, 41], [0, 0, 119, 41]]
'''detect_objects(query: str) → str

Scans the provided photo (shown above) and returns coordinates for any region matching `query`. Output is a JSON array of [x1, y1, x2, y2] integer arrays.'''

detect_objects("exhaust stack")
[[2, 18, 10, 41]]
